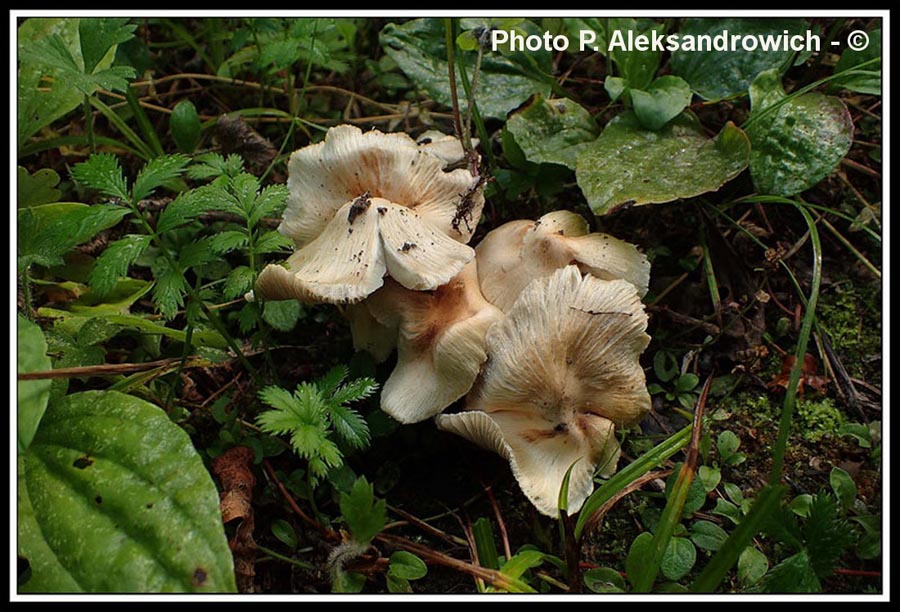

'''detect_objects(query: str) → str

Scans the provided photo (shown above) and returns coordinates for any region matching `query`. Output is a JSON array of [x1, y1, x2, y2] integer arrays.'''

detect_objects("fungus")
[[254, 125, 485, 303], [416, 130, 478, 167], [364, 260, 503, 424], [436, 265, 651, 517], [475, 210, 651, 312]]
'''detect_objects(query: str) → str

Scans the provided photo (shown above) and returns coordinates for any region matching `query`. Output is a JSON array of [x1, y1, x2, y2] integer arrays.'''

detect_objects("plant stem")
[[83, 95, 96, 153], [256, 544, 315, 570]]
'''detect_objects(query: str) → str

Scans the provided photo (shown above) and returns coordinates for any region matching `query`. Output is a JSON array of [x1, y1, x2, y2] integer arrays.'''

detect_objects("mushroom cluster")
[[254, 125, 652, 518]]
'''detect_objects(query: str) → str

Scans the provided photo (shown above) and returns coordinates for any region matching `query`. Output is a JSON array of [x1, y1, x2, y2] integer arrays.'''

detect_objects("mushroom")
[[254, 125, 485, 303], [416, 130, 479, 167], [364, 260, 504, 424], [435, 265, 651, 517], [345, 301, 397, 364], [475, 210, 651, 312]]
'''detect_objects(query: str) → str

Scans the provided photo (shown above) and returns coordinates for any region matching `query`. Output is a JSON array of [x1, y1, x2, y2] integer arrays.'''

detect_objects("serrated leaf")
[[209, 230, 249, 255], [152, 262, 188, 320], [761, 551, 820, 593], [170, 100, 202, 154], [747, 69, 853, 197], [187, 153, 245, 181], [316, 365, 349, 396], [254, 230, 293, 255], [178, 237, 218, 270], [339, 477, 386, 545], [250, 184, 289, 226], [223, 266, 255, 300], [505, 94, 600, 170], [17, 316, 53, 454], [17, 391, 236, 592], [132, 154, 190, 202], [156, 186, 216, 233], [262, 299, 301, 332], [388, 551, 427, 581], [630, 75, 693, 131], [329, 405, 370, 450], [803, 494, 853, 578], [71, 153, 130, 201], [660, 537, 696, 581], [380, 18, 553, 119], [88, 234, 151, 298], [18, 167, 62, 208], [670, 18, 808, 100], [79, 18, 136, 74], [576, 112, 749, 216], [330, 377, 379, 408]]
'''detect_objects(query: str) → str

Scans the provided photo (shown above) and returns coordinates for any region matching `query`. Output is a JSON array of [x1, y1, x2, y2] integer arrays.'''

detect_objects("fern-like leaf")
[[132, 154, 190, 202], [71, 153, 130, 201], [331, 377, 379, 407], [316, 365, 349, 396], [88, 234, 151, 297]]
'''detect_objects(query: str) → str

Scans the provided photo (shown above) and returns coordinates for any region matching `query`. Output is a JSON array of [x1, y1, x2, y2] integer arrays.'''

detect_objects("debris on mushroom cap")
[[365, 260, 504, 424], [255, 196, 476, 303], [278, 125, 485, 248], [416, 130, 479, 168], [436, 265, 651, 517], [475, 210, 651, 312]]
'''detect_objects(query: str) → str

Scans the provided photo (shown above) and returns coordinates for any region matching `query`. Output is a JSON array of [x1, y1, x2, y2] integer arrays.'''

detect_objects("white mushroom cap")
[[365, 261, 504, 424], [279, 125, 484, 248], [475, 210, 651, 312], [416, 130, 479, 168], [436, 265, 651, 517], [255, 196, 476, 303], [345, 302, 397, 363]]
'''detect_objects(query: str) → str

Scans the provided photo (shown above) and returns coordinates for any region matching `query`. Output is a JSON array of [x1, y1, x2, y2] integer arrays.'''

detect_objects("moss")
[[816, 281, 882, 383], [795, 397, 845, 441], [718, 392, 778, 426]]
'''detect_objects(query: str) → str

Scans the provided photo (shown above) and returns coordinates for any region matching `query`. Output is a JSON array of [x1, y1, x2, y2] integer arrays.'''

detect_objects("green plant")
[[648, 351, 701, 409]]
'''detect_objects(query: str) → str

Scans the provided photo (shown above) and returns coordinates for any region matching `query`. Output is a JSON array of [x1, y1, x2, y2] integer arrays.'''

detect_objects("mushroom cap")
[[365, 261, 504, 424], [279, 125, 484, 248], [436, 265, 651, 517], [254, 197, 476, 303], [346, 302, 397, 363], [416, 130, 479, 168], [475, 210, 651, 312]]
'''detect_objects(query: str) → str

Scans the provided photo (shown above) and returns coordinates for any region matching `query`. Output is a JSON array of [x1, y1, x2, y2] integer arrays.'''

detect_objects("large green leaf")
[[505, 94, 600, 169], [831, 29, 880, 95], [18, 390, 236, 592], [670, 18, 808, 100], [380, 18, 553, 119], [576, 112, 749, 215], [630, 75, 693, 131], [747, 69, 853, 197], [17, 315, 53, 453]]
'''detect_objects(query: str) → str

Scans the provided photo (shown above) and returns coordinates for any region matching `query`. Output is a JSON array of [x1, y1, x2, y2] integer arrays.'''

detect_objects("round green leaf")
[[17, 315, 53, 453], [630, 75, 693, 131], [737, 546, 769, 587], [660, 537, 696, 581], [576, 112, 749, 216], [17, 167, 62, 208], [271, 519, 298, 549], [505, 94, 600, 170], [380, 18, 552, 119], [388, 551, 428, 581], [689, 520, 729, 551], [747, 69, 853, 197], [170, 100, 202, 154], [625, 531, 653, 587], [717, 430, 740, 460], [262, 299, 301, 332], [829, 467, 857, 511], [697, 465, 721, 493], [670, 18, 809, 100], [18, 391, 236, 592], [584, 567, 626, 593]]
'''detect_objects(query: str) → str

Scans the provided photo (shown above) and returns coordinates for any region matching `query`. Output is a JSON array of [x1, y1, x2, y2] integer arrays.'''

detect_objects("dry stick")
[[17, 357, 204, 380], [385, 505, 468, 548], [818, 215, 881, 278], [841, 157, 881, 180], [262, 460, 338, 542], [835, 171, 882, 223], [375, 533, 524, 592], [648, 305, 721, 337], [484, 486, 513, 561]]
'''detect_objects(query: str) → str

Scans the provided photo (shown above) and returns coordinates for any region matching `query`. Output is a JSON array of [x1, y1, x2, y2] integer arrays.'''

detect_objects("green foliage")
[[504, 94, 600, 170], [170, 100, 202, 153], [832, 28, 881, 95], [630, 76, 693, 131], [794, 397, 845, 441], [339, 476, 386, 546], [386, 551, 428, 593], [18, 167, 62, 208], [257, 367, 377, 483], [18, 391, 236, 592], [17, 316, 53, 453]]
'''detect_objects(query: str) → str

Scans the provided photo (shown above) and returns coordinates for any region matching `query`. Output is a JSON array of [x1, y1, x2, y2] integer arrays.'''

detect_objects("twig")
[[385, 504, 468, 547], [263, 460, 338, 542], [841, 157, 881, 180], [17, 357, 209, 380], [484, 486, 512, 561], [647, 305, 721, 337]]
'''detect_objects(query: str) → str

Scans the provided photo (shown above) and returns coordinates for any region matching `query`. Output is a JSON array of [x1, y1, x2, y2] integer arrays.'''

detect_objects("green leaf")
[[224, 266, 255, 300], [576, 112, 749, 216], [271, 519, 297, 549], [17, 391, 236, 592], [388, 551, 427, 581], [761, 551, 821, 593], [711, 498, 742, 525], [472, 518, 500, 570], [803, 494, 853, 578], [665, 467, 707, 515], [71, 153, 130, 201], [675, 373, 700, 393], [339, 477, 386, 546], [132, 154, 190, 202], [18, 167, 62, 208], [747, 69, 853, 197], [690, 520, 729, 551], [837, 422, 872, 449], [607, 18, 665, 91], [88, 234, 151, 298], [79, 18, 136, 74], [152, 261, 188, 320], [625, 532, 654, 587], [330, 377, 379, 408], [697, 466, 721, 492], [832, 29, 881, 94], [329, 405, 370, 451], [380, 18, 552, 119], [630, 75, 693, 131], [604, 76, 627, 102], [829, 467, 857, 511], [170, 100, 202, 154], [670, 18, 808, 100], [250, 184, 290, 226], [737, 546, 768, 586], [262, 299, 301, 332], [789, 493, 814, 518], [254, 230, 293, 255], [385, 574, 411, 593], [209, 230, 249, 255], [499, 549, 545, 581], [660, 537, 696, 581], [717, 430, 740, 461], [332, 570, 366, 593], [17, 316, 53, 454], [584, 567, 626, 593], [505, 94, 600, 170]]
